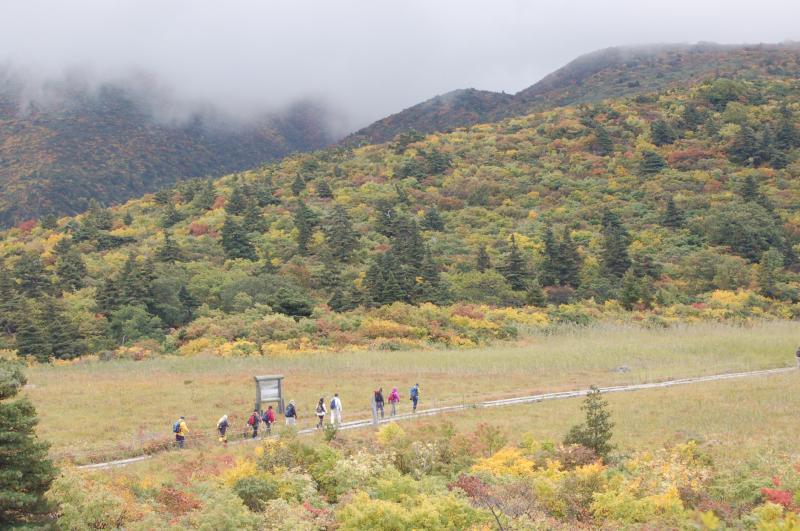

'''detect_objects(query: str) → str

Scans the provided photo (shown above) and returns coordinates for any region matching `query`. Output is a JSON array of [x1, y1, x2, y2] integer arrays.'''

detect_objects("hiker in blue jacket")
[[410, 383, 420, 413]]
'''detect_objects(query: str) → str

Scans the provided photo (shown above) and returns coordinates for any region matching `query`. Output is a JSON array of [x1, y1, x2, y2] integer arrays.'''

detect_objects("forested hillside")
[[0, 80, 334, 226], [1, 74, 799, 360], [345, 42, 800, 145]]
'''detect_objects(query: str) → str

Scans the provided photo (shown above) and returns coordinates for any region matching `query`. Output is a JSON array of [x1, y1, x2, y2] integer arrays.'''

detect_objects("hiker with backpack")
[[796, 346, 800, 368], [331, 393, 343, 426], [388, 387, 400, 416], [263, 405, 275, 435], [285, 400, 298, 426], [315, 397, 327, 429], [410, 383, 420, 413], [173, 416, 188, 449], [247, 409, 261, 438], [217, 414, 229, 445], [374, 388, 385, 419]]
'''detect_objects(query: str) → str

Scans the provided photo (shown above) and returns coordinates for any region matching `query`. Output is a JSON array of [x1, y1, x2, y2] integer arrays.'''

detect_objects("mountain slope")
[[344, 42, 800, 146], [0, 80, 335, 226], [1, 71, 799, 359]]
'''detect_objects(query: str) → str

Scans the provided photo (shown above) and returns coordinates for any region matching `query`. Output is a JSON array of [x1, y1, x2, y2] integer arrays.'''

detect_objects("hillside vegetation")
[[0, 79, 334, 226], [1, 73, 799, 360], [345, 42, 800, 145]]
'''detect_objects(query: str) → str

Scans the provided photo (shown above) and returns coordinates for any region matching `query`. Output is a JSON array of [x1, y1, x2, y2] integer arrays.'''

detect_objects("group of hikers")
[[172, 383, 422, 448]]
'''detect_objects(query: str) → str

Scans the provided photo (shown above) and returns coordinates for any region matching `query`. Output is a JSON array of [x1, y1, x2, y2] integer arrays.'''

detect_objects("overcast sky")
[[2, 0, 800, 130]]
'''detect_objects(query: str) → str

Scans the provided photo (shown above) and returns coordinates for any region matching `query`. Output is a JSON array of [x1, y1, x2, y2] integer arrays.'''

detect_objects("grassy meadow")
[[25, 320, 797, 462]]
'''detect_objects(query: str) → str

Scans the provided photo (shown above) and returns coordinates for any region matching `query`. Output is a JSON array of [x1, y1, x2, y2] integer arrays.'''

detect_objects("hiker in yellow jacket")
[[174, 416, 189, 449]]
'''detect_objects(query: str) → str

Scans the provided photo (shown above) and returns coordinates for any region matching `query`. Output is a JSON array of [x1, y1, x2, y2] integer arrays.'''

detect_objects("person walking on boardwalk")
[[173, 416, 189, 449], [247, 409, 261, 438], [217, 414, 229, 445], [410, 383, 420, 413], [374, 388, 385, 419], [263, 406, 275, 435], [315, 398, 327, 429], [331, 393, 343, 426], [796, 346, 800, 368], [285, 400, 298, 427], [388, 387, 400, 416]]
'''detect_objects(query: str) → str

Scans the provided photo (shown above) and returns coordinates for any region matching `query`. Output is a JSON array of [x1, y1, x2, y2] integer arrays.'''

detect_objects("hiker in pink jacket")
[[388, 387, 400, 416]]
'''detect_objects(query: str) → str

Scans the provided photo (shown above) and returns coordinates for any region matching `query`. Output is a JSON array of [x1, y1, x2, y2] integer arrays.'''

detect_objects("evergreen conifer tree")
[[619, 268, 640, 310], [365, 252, 406, 305], [600, 210, 631, 279], [294, 201, 319, 255], [661, 196, 685, 229], [323, 205, 359, 262], [13, 252, 50, 296], [540, 225, 560, 287], [593, 124, 614, 156], [776, 106, 798, 151], [563, 386, 615, 460], [14, 304, 51, 362], [225, 184, 248, 215], [476, 244, 491, 272], [221, 215, 257, 260], [681, 103, 704, 131], [122, 211, 134, 226], [316, 180, 334, 199], [422, 206, 445, 231], [95, 277, 121, 315], [559, 226, 582, 288], [54, 238, 87, 291], [414, 245, 445, 303], [193, 180, 217, 210], [650, 119, 676, 146], [729, 125, 759, 165], [0, 267, 20, 334], [160, 201, 184, 228], [156, 232, 184, 263], [639, 150, 667, 174], [41, 298, 83, 360], [242, 202, 268, 233], [40, 213, 58, 230], [255, 176, 280, 207], [291, 174, 306, 196], [0, 358, 56, 526], [499, 235, 529, 291], [525, 279, 547, 307]]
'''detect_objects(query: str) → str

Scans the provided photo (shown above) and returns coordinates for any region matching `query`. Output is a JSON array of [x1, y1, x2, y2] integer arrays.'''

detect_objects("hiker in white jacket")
[[331, 393, 343, 425]]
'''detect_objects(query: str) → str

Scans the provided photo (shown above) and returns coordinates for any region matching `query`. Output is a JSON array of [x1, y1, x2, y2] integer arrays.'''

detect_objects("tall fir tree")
[[294, 201, 319, 255], [13, 252, 50, 296], [14, 304, 50, 362], [365, 252, 406, 305], [0, 358, 57, 526], [225, 184, 248, 215], [681, 103, 704, 131], [476, 244, 491, 272], [255, 175, 280, 207], [160, 201, 184, 228], [193, 180, 217, 210], [639, 150, 667, 174], [316, 180, 334, 199], [422, 206, 445, 231], [729, 125, 759, 165], [243, 202, 268, 233], [414, 245, 445, 304], [776, 106, 798, 151], [593, 124, 614, 156], [499, 235, 529, 291], [41, 297, 83, 360], [559, 226, 582, 288], [661, 195, 685, 229], [540, 225, 560, 287], [221, 215, 257, 261], [600, 210, 631, 279], [54, 238, 87, 291], [156, 232, 184, 263], [323, 205, 359, 262], [291, 174, 306, 196], [0, 267, 20, 334], [650, 119, 676, 146]]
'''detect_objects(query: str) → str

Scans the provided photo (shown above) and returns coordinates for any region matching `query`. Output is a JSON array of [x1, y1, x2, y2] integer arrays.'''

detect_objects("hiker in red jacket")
[[262, 405, 276, 435], [247, 409, 261, 438]]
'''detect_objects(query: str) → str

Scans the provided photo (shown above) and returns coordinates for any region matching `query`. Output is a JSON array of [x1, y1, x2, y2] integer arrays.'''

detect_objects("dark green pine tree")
[[414, 245, 445, 303], [619, 268, 641, 310], [728, 125, 759, 165], [221, 215, 257, 261], [95, 276, 121, 315], [0, 267, 21, 334], [373, 199, 398, 237], [118, 254, 156, 308], [294, 201, 319, 255], [122, 211, 134, 226], [600, 210, 631, 279], [395, 183, 411, 205], [14, 304, 51, 362], [476, 244, 491, 272], [639, 150, 667, 175], [54, 238, 87, 291], [13, 252, 50, 296], [525, 279, 547, 307], [323, 205, 359, 262], [650, 119, 676, 146], [422, 206, 445, 231], [225, 184, 248, 215], [681, 103, 704, 131], [291, 174, 306, 196], [160, 201, 184, 228], [563, 386, 615, 460], [423, 148, 452, 174], [559, 226, 582, 288], [593, 124, 614, 156], [254, 175, 280, 207], [738, 174, 760, 203], [0, 358, 57, 527], [41, 298, 83, 360], [661, 195, 685, 229], [499, 235, 529, 291], [776, 106, 798, 151], [392, 217, 425, 291], [316, 180, 334, 199], [86, 199, 113, 231], [243, 202, 268, 233], [327, 288, 355, 313], [193, 180, 217, 210], [540, 225, 560, 287], [365, 252, 406, 305], [39, 213, 58, 230], [153, 189, 171, 205], [177, 286, 199, 324], [156, 232, 184, 263]]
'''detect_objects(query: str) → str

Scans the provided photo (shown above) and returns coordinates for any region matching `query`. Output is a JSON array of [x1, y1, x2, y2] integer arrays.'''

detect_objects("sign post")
[[254, 375, 285, 414]]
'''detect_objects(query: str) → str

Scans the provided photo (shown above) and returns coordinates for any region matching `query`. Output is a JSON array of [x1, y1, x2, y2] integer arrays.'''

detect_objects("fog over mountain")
[[2, 0, 799, 132]]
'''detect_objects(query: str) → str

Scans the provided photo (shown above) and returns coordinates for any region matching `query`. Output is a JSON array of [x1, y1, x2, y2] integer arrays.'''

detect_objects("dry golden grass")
[[26, 320, 797, 461]]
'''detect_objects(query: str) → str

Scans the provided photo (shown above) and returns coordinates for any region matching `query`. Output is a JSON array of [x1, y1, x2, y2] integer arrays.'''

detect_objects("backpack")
[[172, 420, 181, 433], [410, 386, 418, 399], [316, 404, 324, 414], [285, 404, 295, 417], [248, 414, 257, 426], [330, 399, 336, 410]]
